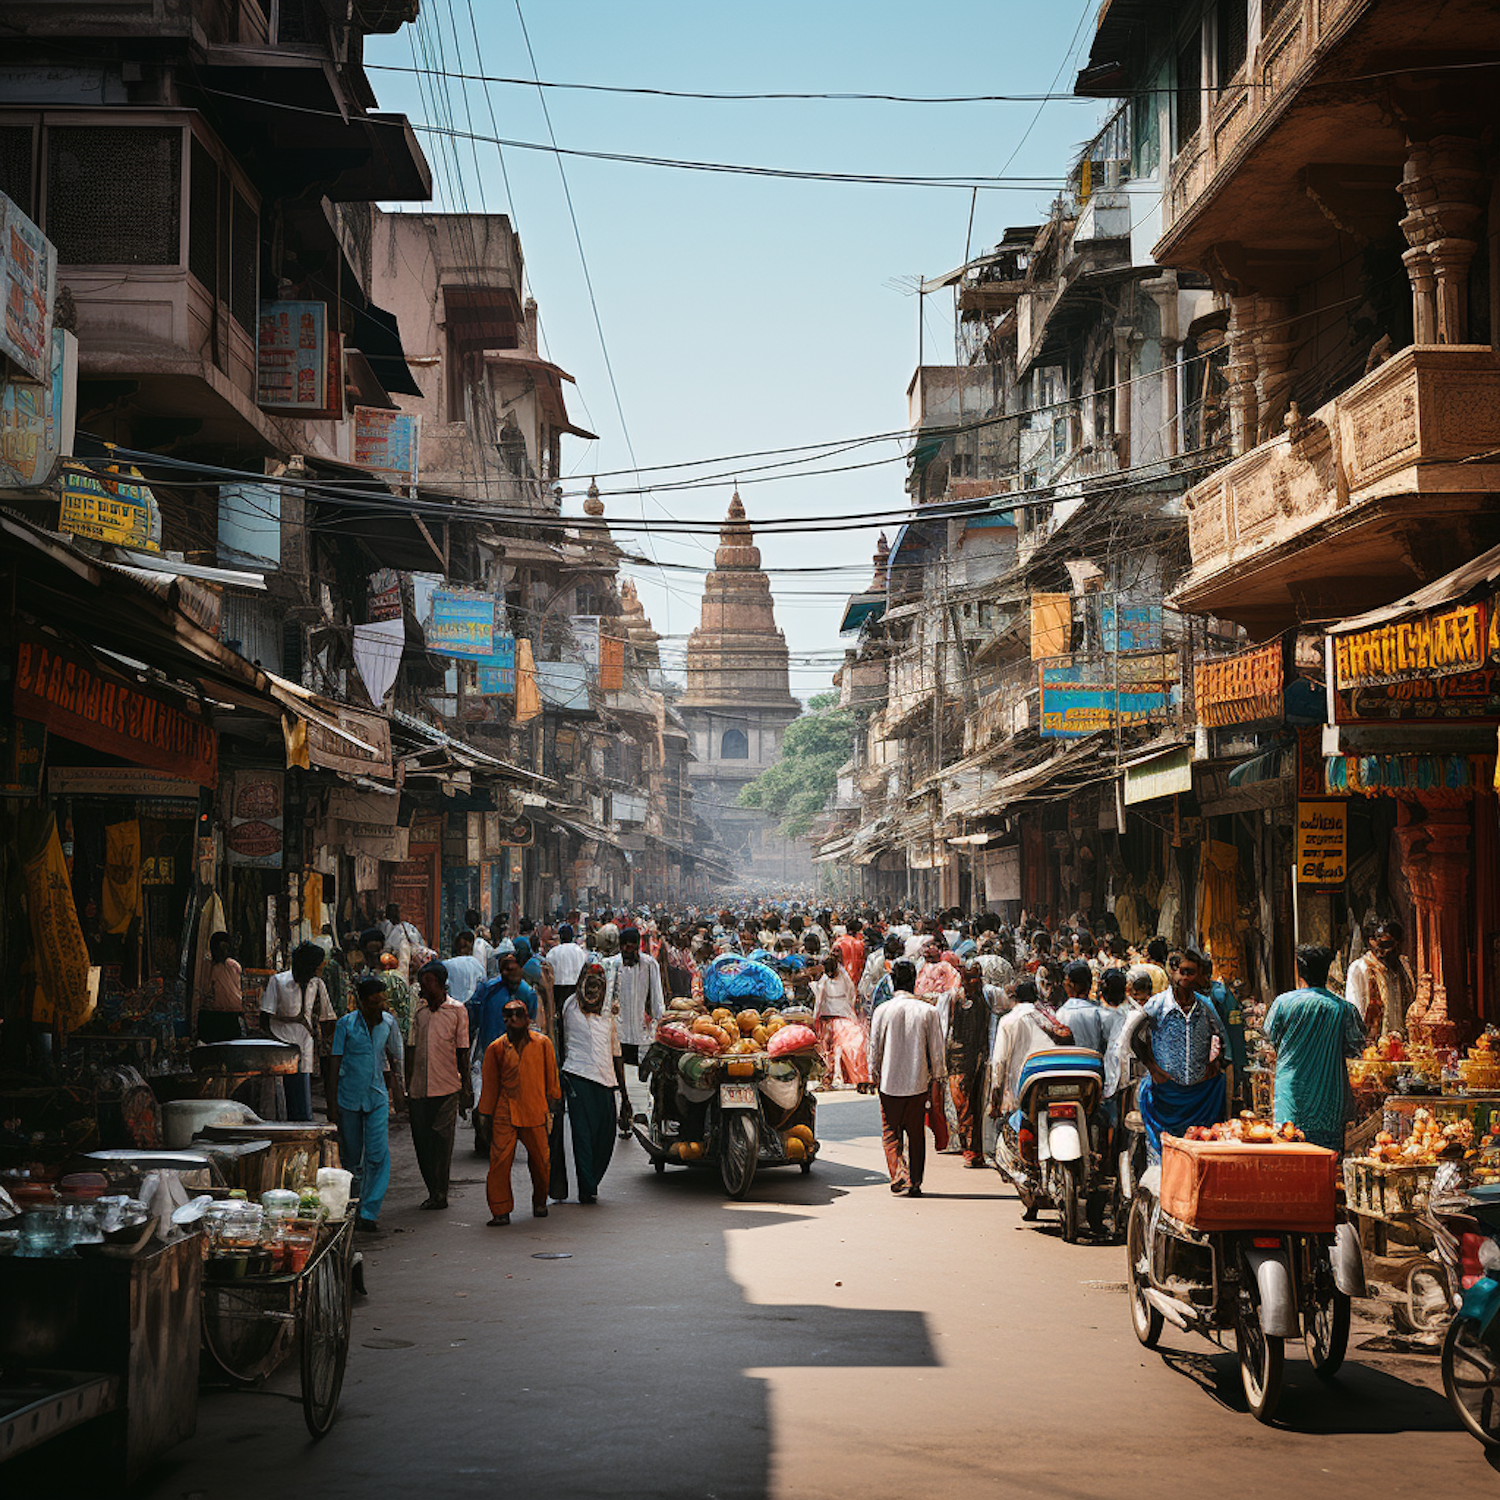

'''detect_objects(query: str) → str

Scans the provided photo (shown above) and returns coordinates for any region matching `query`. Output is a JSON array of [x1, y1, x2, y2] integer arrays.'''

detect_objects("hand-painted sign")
[[59, 459, 162, 550], [354, 407, 420, 487], [427, 590, 495, 659], [1196, 638, 1285, 727], [1, 190, 56, 383], [1333, 600, 1486, 690], [256, 301, 328, 413], [1295, 800, 1346, 886], [1039, 659, 1171, 739], [476, 634, 517, 695]]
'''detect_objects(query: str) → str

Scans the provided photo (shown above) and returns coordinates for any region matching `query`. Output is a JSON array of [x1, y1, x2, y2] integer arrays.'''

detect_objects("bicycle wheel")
[[1237, 1310, 1285, 1425], [300, 1242, 353, 1438], [1442, 1316, 1500, 1450]]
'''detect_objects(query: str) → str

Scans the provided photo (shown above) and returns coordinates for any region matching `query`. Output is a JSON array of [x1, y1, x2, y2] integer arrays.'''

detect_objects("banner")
[[24, 817, 92, 1028], [368, 569, 403, 622], [15, 635, 217, 787], [1031, 593, 1071, 659], [1295, 800, 1346, 886], [1098, 597, 1162, 652], [58, 459, 162, 551], [1196, 639, 1285, 728], [1039, 659, 1171, 739], [226, 770, 283, 868], [428, 590, 495, 659], [477, 635, 517, 695], [354, 406, 420, 486], [256, 301, 329, 413], [1, 190, 56, 383]]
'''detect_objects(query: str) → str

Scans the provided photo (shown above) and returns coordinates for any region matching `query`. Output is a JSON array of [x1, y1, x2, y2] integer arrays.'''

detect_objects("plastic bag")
[[767, 1023, 817, 1057], [702, 955, 784, 1008]]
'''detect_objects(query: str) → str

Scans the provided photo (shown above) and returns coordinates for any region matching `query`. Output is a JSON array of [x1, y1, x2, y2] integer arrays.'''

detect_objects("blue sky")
[[366, 1, 1104, 697]]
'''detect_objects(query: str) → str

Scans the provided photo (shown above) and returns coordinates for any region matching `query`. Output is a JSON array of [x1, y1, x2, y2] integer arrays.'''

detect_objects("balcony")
[[1175, 345, 1500, 630]]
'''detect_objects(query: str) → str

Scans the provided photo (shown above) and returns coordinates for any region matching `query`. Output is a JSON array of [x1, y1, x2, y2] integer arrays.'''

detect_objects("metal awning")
[[840, 591, 887, 634]]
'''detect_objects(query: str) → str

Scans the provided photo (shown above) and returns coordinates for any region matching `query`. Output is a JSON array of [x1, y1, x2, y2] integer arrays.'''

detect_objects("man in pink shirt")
[[405, 960, 473, 1211]]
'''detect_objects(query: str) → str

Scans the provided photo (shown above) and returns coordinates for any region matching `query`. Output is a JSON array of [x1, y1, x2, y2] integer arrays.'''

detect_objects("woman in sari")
[[812, 950, 871, 1092]]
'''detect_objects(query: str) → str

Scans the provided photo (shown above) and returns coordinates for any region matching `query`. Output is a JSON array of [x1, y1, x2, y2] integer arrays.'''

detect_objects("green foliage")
[[737, 696, 855, 840]]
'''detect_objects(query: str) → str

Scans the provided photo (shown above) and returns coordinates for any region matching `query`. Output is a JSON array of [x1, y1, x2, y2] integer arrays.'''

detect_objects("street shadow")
[[1151, 1336, 1463, 1433]]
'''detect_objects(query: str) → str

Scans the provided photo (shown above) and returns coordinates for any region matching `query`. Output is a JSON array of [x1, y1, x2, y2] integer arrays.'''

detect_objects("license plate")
[[719, 1083, 758, 1108], [1044, 1085, 1082, 1101]]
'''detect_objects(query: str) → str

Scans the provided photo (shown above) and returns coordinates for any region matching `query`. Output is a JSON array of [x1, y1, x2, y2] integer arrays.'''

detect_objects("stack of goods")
[[1161, 1132, 1338, 1233], [1345, 1108, 1475, 1218], [1182, 1114, 1305, 1143], [202, 1185, 335, 1280], [1364, 1109, 1473, 1166], [1458, 1030, 1500, 1093], [1350, 1033, 1406, 1091]]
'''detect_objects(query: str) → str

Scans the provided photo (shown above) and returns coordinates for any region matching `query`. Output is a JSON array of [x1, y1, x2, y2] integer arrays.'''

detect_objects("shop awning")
[[839, 590, 887, 634]]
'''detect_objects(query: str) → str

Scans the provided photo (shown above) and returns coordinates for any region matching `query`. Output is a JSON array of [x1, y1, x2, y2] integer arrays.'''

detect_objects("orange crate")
[[1160, 1136, 1339, 1233]]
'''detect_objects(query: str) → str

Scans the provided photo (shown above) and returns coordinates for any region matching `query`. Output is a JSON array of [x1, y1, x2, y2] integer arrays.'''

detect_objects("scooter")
[[993, 1047, 1105, 1243], [1414, 1172, 1500, 1449], [1126, 1164, 1364, 1423]]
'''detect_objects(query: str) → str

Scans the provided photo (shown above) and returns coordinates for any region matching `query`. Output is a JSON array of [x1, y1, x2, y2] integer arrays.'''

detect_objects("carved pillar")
[[1398, 807, 1473, 1049], [1225, 295, 1260, 455], [1253, 295, 1296, 443], [1145, 272, 1181, 459], [1400, 134, 1483, 345], [1113, 326, 1133, 471]]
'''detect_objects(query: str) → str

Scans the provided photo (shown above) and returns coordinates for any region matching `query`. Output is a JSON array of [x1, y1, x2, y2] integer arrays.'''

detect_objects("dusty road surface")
[[137, 1094, 1497, 1500]]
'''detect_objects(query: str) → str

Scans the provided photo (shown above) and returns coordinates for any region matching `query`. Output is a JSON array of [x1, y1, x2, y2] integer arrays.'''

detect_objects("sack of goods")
[[702, 955, 785, 1008]]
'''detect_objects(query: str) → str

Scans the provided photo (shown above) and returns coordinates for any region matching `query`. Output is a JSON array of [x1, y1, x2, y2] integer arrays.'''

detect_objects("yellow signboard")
[[1333, 600, 1486, 689], [58, 460, 161, 551], [1295, 800, 1347, 887]]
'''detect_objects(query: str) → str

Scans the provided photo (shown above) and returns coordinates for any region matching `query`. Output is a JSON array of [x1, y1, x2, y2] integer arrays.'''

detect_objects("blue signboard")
[[476, 635, 517, 695], [1040, 661, 1170, 739], [1098, 598, 1163, 652], [427, 590, 495, 659]]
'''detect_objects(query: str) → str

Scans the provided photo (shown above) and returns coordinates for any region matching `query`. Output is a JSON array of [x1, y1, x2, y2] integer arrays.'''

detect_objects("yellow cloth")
[[515, 637, 542, 723], [1197, 839, 1244, 988], [1030, 593, 1071, 659], [303, 871, 323, 933], [25, 818, 94, 1028], [282, 713, 311, 770], [101, 820, 141, 936]]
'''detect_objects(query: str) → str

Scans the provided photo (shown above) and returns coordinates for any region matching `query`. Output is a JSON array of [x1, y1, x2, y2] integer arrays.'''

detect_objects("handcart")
[[199, 1205, 356, 1438]]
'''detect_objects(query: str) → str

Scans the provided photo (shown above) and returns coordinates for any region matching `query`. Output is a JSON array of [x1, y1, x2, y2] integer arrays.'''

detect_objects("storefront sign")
[[1, 325, 73, 490], [1040, 662, 1171, 739], [1334, 668, 1500, 725], [1196, 639, 1284, 728], [367, 569, 403, 623], [427, 590, 495, 659], [47, 767, 198, 800], [353, 407, 420, 487], [1333, 600, 1487, 690], [1295, 800, 1347, 886], [984, 844, 1020, 904], [226, 770, 283, 867], [477, 635, 517, 695], [257, 301, 328, 412], [1124, 746, 1193, 805], [58, 460, 162, 551], [492, 815, 533, 848], [15, 636, 217, 787], [316, 820, 409, 863], [303, 705, 392, 779], [1, 190, 56, 383], [1099, 597, 1162, 652]]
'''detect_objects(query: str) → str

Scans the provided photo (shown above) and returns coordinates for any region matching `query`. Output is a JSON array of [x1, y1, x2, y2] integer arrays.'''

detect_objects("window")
[[1176, 33, 1202, 152], [187, 133, 260, 344], [721, 728, 749, 760], [47, 126, 180, 265], [1130, 62, 1165, 178], [0, 124, 35, 217], [1216, 0, 1249, 86]]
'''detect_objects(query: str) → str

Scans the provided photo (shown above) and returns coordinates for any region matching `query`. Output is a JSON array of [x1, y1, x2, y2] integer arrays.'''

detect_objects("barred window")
[[47, 125, 180, 265], [188, 135, 218, 291], [1176, 35, 1202, 151], [0, 125, 35, 217]]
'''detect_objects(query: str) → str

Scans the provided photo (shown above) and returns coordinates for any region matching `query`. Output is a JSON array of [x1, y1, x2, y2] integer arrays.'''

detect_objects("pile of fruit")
[[1365, 1107, 1474, 1165], [1182, 1113, 1305, 1144], [655, 1005, 816, 1058]]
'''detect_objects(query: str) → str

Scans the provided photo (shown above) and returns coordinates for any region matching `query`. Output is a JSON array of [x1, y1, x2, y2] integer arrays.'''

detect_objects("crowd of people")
[[201, 896, 1372, 1229]]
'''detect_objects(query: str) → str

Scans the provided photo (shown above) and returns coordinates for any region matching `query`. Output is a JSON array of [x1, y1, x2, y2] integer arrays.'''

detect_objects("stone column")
[[1253, 295, 1296, 444], [1400, 134, 1483, 345], [1113, 326, 1133, 471], [1225, 295, 1261, 455], [1398, 808, 1473, 1049], [1144, 273, 1181, 459]]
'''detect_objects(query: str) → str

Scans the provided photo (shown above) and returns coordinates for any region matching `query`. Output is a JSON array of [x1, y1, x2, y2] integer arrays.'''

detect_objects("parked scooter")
[[993, 1047, 1106, 1243], [1126, 1165, 1364, 1422], [1413, 1171, 1500, 1449]]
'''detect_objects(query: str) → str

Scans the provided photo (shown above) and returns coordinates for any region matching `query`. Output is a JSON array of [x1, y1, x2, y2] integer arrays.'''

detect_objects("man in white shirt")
[[381, 902, 424, 954], [260, 941, 335, 1122], [544, 922, 589, 1005], [868, 961, 947, 1197], [612, 923, 664, 1066], [443, 931, 488, 1008], [560, 966, 627, 1203], [1345, 919, 1410, 1038], [466, 907, 498, 980], [989, 979, 1069, 1116]]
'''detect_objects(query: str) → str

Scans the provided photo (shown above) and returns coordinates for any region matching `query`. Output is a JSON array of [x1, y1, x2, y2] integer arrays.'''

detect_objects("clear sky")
[[366, 1, 1106, 699]]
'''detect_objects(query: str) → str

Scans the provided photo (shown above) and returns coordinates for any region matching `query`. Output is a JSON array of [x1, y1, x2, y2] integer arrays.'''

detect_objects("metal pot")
[[190, 1038, 300, 1076]]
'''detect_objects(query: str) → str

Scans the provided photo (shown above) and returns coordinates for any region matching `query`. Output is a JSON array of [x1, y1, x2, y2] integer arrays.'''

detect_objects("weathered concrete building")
[[679, 494, 808, 881]]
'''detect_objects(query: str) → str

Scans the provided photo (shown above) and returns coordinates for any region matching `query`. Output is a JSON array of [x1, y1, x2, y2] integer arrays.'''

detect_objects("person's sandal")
[[487, 1214, 510, 1227]]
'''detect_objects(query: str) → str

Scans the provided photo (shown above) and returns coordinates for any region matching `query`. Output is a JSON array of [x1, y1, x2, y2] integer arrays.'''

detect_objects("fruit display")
[[1182, 1113, 1304, 1144], [1363, 1108, 1474, 1165], [653, 1005, 815, 1060]]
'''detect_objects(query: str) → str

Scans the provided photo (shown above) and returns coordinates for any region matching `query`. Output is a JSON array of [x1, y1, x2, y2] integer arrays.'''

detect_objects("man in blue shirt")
[[328, 976, 406, 1234]]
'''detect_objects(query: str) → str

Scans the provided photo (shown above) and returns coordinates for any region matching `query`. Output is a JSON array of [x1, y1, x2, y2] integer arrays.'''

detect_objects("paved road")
[[139, 1094, 1497, 1499]]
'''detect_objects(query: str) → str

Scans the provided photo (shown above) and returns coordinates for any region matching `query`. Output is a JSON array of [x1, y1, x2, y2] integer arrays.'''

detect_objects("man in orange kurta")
[[476, 997, 561, 1226]]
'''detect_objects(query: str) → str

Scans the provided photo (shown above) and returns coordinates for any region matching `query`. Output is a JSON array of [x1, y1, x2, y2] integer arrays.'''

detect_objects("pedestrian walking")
[[868, 960, 947, 1197], [948, 960, 992, 1166], [612, 924, 664, 1135], [476, 994, 560, 1226], [328, 976, 406, 1234], [812, 950, 870, 1091], [199, 931, 244, 1042], [259, 941, 334, 1122], [405, 960, 472, 1210], [561, 964, 628, 1203]]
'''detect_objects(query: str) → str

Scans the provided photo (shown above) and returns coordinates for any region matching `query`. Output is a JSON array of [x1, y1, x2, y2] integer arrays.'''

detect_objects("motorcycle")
[[1412, 1172, 1500, 1449], [993, 1047, 1106, 1243], [1126, 1163, 1364, 1423], [632, 1044, 819, 1200]]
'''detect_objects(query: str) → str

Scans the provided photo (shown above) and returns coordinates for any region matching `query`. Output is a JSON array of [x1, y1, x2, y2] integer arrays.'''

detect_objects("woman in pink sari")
[[812, 950, 871, 1092]]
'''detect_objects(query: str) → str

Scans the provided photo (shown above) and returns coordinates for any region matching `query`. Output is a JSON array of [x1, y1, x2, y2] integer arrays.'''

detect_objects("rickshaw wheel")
[[301, 1245, 352, 1437]]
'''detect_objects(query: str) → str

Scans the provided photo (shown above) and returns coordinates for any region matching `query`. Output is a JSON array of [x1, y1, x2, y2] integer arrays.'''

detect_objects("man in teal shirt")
[[329, 977, 406, 1233], [1264, 944, 1364, 1151]]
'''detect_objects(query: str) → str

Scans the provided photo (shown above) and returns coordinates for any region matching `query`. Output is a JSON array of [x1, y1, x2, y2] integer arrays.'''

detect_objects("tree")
[[737, 691, 855, 840]]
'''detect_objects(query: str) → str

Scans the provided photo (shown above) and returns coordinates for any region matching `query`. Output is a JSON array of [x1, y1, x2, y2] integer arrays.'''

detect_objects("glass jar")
[[17, 1206, 65, 1257]]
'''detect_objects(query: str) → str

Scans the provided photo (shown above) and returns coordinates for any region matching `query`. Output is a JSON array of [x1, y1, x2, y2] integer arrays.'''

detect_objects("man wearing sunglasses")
[[476, 992, 561, 1227]]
